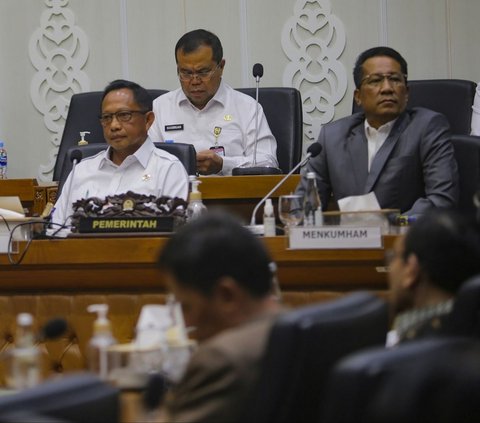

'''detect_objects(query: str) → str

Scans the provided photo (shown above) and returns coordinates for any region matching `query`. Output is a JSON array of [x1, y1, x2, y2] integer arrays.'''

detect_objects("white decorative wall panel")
[[29, 0, 90, 181], [281, 0, 347, 148]]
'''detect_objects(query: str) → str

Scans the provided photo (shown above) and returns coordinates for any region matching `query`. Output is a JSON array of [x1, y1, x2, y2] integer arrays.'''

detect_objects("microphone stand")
[[250, 153, 311, 226]]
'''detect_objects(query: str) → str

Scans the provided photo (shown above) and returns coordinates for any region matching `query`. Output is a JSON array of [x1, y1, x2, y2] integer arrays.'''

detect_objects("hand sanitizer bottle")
[[187, 176, 207, 221], [87, 304, 117, 380]]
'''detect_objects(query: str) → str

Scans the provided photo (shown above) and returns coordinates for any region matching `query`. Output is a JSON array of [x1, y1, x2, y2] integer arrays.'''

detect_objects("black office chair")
[[237, 87, 303, 173], [245, 291, 388, 423], [53, 89, 168, 181], [352, 79, 477, 135], [0, 373, 120, 423], [446, 274, 480, 339], [322, 337, 480, 423], [451, 134, 480, 215], [57, 141, 196, 193]]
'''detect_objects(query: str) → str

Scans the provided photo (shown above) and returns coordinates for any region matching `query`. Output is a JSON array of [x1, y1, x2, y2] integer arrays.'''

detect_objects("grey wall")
[[1, 0, 479, 180]]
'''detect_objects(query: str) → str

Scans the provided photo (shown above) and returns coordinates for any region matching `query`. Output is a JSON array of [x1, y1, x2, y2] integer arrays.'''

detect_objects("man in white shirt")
[[471, 81, 480, 135], [148, 29, 278, 175], [52, 79, 188, 228]]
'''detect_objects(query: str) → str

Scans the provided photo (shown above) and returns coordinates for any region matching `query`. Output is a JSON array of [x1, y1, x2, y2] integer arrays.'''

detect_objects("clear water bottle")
[[0, 141, 7, 179], [10, 313, 41, 389], [263, 198, 276, 236], [303, 172, 323, 226]]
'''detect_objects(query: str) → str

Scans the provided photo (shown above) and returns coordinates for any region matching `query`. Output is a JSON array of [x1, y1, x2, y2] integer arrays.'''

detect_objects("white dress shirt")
[[51, 137, 189, 227], [471, 82, 480, 136], [364, 119, 396, 171], [148, 81, 278, 175]]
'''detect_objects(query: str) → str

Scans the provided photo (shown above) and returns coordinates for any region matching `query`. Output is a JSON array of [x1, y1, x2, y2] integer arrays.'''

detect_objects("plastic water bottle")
[[303, 172, 323, 226], [10, 313, 41, 389], [263, 198, 276, 236], [0, 141, 7, 179]]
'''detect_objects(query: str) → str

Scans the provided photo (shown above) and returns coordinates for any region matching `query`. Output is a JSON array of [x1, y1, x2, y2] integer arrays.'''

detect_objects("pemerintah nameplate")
[[77, 216, 175, 233]]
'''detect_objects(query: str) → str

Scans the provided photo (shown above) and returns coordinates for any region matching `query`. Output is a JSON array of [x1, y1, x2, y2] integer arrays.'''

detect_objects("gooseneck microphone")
[[250, 142, 322, 226], [232, 63, 282, 176]]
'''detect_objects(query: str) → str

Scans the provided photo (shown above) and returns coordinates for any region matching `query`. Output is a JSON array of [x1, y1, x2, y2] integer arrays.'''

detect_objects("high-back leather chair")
[[245, 292, 388, 423], [451, 134, 480, 215], [352, 79, 477, 135], [53, 89, 168, 181], [322, 337, 480, 423], [57, 141, 196, 194], [447, 274, 480, 338], [0, 373, 119, 423], [237, 87, 303, 173]]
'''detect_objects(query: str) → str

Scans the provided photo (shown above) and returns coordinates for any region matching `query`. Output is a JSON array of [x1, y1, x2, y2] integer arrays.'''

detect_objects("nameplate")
[[288, 226, 383, 249], [77, 217, 175, 233]]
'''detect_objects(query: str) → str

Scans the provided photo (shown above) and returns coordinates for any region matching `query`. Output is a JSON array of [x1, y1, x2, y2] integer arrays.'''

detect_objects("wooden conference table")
[[0, 176, 395, 303]]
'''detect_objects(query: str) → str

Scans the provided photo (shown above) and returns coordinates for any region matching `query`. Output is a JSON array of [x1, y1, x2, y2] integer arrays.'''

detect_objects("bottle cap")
[[17, 313, 33, 326], [0, 141, 4, 148], [78, 131, 90, 146], [264, 198, 274, 215], [189, 176, 202, 201], [87, 304, 112, 334], [306, 172, 316, 179]]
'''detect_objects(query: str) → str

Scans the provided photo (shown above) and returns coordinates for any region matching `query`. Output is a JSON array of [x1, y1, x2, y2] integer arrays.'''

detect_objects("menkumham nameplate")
[[288, 226, 383, 249]]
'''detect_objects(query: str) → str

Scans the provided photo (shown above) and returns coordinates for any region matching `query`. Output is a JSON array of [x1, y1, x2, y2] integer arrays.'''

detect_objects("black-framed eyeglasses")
[[98, 110, 148, 126], [360, 72, 407, 88], [177, 64, 221, 82]]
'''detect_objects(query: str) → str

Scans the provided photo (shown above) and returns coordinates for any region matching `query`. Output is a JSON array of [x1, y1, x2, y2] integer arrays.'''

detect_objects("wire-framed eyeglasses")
[[98, 110, 148, 126]]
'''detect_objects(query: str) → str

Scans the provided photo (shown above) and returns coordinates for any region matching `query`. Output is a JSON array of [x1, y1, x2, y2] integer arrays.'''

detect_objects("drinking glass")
[[278, 194, 304, 235]]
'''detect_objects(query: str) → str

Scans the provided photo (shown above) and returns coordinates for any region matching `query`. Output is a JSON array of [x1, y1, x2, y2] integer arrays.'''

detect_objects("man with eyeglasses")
[[148, 29, 278, 175], [296, 46, 458, 216], [51, 79, 188, 227]]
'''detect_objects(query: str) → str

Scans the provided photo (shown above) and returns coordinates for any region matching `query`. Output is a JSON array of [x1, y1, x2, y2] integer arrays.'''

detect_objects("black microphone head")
[[253, 63, 264, 78], [41, 318, 68, 340], [307, 143, 322, 157], [70, 149, 83, 163]]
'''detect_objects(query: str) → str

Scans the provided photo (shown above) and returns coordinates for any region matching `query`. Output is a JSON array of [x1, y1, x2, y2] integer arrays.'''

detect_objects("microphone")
[[249, 142, 322, 227], [38, 318, 69, 342], [232, 63, 282, 176]]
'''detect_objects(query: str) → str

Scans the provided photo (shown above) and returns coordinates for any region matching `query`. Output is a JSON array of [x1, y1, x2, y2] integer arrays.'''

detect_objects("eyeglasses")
[[177, 64, 221, 82], [360, 72, 407, 88], [98, 110, 148, 126]]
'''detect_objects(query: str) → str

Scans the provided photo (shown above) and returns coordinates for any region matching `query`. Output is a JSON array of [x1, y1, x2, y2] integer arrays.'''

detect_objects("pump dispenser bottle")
[[87, 304, 116, 380], [187, 176, 207, 221], [78, 131, 90, 146]]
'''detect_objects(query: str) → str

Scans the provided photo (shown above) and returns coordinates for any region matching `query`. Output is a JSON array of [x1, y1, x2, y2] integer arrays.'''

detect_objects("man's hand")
[[196, 150, 223, 175]]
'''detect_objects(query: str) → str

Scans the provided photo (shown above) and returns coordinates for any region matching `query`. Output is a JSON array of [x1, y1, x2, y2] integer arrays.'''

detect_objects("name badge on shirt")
[[165, 124, 184, 131], [210, 146, 225, 156]]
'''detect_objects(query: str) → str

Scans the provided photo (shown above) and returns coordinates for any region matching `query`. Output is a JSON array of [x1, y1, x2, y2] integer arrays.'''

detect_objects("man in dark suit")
[[296, 46, 458, 215], [156, 212, 281, 422], [386, 209, 480, 345]]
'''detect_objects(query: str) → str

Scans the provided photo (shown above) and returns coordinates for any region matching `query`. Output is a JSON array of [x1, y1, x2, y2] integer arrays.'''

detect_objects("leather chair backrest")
[[53, 89, 168, 181], [352, 79, 477, 135], [451, 134, 480, 215], [246, 291, 388, 423], [237, 87, 303, 173], [57, 141, 196, 194], [0, 373, 119, 423], [447, 274, 480, 338], [321, 337, 480, 423]]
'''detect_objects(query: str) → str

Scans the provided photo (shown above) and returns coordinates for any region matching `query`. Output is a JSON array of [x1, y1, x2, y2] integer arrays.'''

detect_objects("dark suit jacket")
[[297, 108, 459, 215]]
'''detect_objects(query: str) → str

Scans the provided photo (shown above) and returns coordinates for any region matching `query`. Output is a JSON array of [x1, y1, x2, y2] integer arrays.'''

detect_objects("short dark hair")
[[175, 29, 223, 64], [157, 212, 274, 297], [353, 46, 408, 88], [403, 209, 480, 293], [101, 79, 153, 111]]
